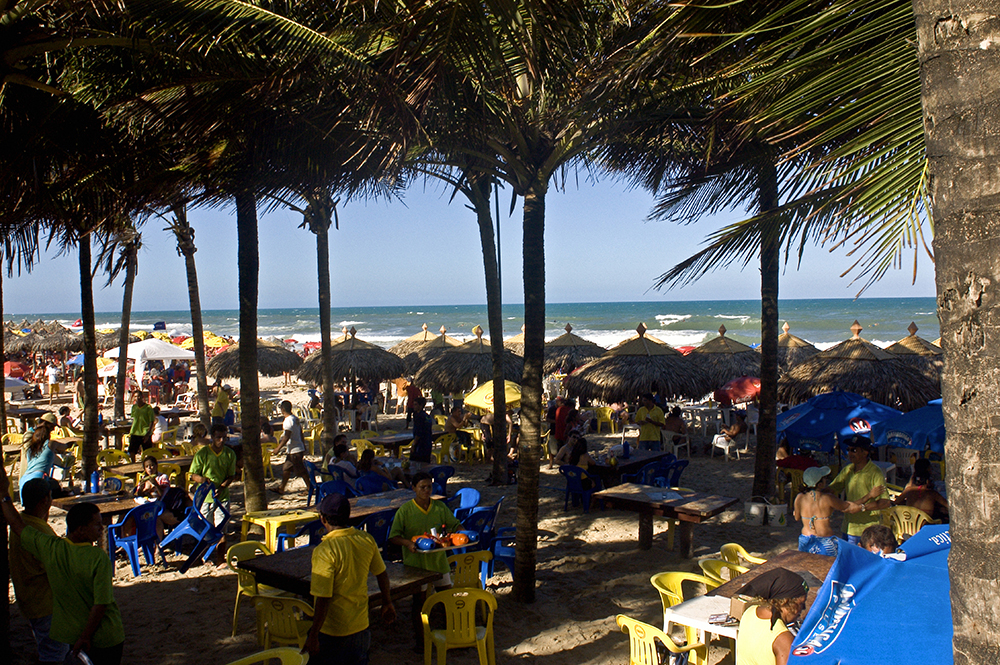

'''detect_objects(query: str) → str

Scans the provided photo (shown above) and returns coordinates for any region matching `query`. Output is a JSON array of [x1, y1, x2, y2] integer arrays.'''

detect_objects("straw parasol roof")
[[544, 323, 604, 373], [565, 323, 705, 402], [687, 325, 761, 393], [504, 325, 525, 356], [884, 322, 944, 389], [766, 322, 820, 372], [413, 325, 524, 394], [777, 321, 941, 411], [4, 330, 37, 355], [95, 329, 141, 351], [31, 325, 84, 353], [388, 324, 462, 374], [208, 339, 303, 378], [297, 327, 405, 386]]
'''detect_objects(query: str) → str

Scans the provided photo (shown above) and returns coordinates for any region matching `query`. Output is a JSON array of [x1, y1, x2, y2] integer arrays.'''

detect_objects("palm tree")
[[96, 228, 142, 420]]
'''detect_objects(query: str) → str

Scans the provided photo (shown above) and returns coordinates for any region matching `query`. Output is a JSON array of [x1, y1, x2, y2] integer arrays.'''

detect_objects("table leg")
[[679, 522, 695, 559], [638, 513, 653, 550], [241, 519, 249, 542]]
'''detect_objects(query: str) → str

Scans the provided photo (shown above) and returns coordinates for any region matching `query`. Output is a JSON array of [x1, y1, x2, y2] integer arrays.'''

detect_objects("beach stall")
[[504, 325, 525, 356], [413, 325, 523, 394], [104, 337, 195, 386], [543, 323, 604, 373], [565, 323, 704, 403], [388, 324, 461, 374], [297, 327, 406, 391], [768, 322, 820, 373], [687, 325, 761, 393], [884, 322, 943, 390], [778, 321, 940, 411], [207, 339, 303, 378]]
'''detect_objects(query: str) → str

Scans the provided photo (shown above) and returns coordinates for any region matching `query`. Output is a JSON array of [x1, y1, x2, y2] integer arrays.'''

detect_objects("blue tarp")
[[870, 399, 945, 454], [790, 525, 953, 663], [777, 391, 902, 453]]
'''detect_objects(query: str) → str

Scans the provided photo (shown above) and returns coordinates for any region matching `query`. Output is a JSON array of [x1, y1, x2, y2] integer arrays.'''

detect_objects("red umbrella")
[[4, 361, 28, 377], [303, 341, 322, 351], [675, 345, 696, 355], [172, 336, 189, 345], [714, 376, 761, 406]]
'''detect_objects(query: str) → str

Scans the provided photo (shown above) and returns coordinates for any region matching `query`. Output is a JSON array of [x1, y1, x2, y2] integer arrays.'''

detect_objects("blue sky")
[[4, 177, 936, 315]]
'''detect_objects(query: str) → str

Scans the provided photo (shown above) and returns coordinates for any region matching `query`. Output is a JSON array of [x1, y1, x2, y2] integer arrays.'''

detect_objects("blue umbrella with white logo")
[[777, 391, 901, 453], [870, 399, 945, 454]]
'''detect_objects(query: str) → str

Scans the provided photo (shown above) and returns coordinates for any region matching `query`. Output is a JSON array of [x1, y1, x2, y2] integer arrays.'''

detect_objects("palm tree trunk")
[[236, 190, 265, 513], [303, 195, 337, 453], [0, 259, 7, 435], [114, 240, 137, 420], [0, 254, 8, 661], [514, 187, 545, 603], [469, 178, 508, 484], [171, 204, 211, 429], [753, 159, 779, 499], [913, 3, 1000, 659], [78, 231, 100, 478]]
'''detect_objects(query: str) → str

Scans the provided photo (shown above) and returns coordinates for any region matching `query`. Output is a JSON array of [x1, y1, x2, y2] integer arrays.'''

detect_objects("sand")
[[6, 376, 827, 665]]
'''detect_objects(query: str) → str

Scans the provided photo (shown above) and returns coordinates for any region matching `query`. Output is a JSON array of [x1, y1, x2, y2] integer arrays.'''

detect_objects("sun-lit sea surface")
[[7, 298, 939, 351]]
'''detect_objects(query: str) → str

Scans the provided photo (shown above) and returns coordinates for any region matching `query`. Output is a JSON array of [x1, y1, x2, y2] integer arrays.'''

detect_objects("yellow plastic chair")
[[223, 647, 308, 665], [616, 614, 706, 665], [156, 462, 183, 487], [448, 551, 493, 590], [358, 429, 378, 440], [227, 542, 287, 638], [303, 424, 324, 456], [698, 559, 749, 590], [262, 443, 276, 480], [720, 543, 766, 567], [97, 449, 130, 485], [382, 429, 397, 436], [421, 588, 497, 665], [594, 406, 616, 434], [353, 439, 372, 456], [253, 596, 314, 649], [146, 448, 174, 461], [433, 415, 448, 431], [158, 428, 181, 455], [884, 483, 904, 501], [776, 468, 805, 509], [430, 433, 456, 465], [650, 571, 713, 642], [884, 505, 940, 542]]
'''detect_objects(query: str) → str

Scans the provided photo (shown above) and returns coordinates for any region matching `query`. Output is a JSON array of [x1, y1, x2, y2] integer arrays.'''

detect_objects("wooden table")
[[158, 408, 193, 419], [104, 421, 133, 450], [592, 450, 674, 488], [106, 455, 194, 478], [368, 432, 414, 457], [7, 406, 50, 429], [710, 550, 834, 603], [238, 549, 442, 607], [51, 493, 141, 552], [242, 489, 419, 551], [593, 483, 739, 557]]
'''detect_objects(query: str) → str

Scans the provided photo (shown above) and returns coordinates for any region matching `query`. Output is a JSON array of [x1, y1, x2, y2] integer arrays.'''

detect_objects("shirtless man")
[[794, 465, 867, 556], [893, 467, 948, 521]]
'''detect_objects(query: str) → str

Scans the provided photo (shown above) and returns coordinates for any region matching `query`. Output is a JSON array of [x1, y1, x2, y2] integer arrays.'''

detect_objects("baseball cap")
[[803, 465, 831, 488], [39, 413, 57, 426], [318, 493, 351, 522], [844, 435, 873, 451]]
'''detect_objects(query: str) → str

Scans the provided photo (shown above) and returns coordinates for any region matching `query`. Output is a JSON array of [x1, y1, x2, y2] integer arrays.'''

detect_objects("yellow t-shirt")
[[8, 513, 56, 620], [736, 606, 788, 665], [310, 527, 387, 637], [211, 389, 229, 418], [636, 406, 665, 443]]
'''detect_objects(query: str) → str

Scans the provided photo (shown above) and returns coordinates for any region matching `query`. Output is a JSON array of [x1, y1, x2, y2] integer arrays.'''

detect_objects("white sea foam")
[[654, 314, 692, 326], [714, 314, 753, 325], [337, 320, 365, 327], [813, 338, 897, 352]]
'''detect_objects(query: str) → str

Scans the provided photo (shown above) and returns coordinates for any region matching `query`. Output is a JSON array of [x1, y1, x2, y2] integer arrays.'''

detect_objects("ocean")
[[7, 298, 939, 351]]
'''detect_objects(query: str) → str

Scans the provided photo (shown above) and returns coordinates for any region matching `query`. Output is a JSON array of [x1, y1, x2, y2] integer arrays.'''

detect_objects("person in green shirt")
[[128, 391, 156, 460], [0, 466, 124, 665], [827, 435, 890, 544], [188, 423, 237, 564]]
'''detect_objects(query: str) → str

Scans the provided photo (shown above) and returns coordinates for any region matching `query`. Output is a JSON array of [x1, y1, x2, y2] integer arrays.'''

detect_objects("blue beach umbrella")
[[870, 399, 945, 454], [777, 391, 901, 453], [790, 525, 952, 664]]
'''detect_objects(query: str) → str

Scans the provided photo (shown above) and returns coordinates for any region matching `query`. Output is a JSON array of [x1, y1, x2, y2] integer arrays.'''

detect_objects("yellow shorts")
[[48, 383, 60, 394]]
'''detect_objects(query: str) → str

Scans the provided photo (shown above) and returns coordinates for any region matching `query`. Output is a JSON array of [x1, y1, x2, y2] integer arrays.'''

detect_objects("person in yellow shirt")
[[304, 493, 394, 665], [8, 478, 69, 664], [735, 568, 809, 665], [635, 394, 666, 451]]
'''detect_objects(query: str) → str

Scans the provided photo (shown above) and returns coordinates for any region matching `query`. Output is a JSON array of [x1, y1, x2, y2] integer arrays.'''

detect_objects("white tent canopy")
[[104, 338, 194, 384]]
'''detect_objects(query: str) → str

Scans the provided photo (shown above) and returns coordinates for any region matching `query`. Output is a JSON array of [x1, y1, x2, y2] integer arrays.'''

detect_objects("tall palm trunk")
[[469, 178, 508, 485], [753, 159, 780, 499], [514, 187, 545, 603], [0, 255, 8, 661], [78, 232, 100, 478], [0, 260, 7, 436], [236, 191, 265, 512], [913, 3, 1000, 660], [114, 238, 137, 420], [170, 204, 211, 429], [302, 193, 337, 453]]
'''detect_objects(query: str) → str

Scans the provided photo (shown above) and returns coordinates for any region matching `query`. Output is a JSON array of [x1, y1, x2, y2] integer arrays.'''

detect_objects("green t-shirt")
[[190, 445, 237, 503], [212, 389, 229, 418], [9, 513, 57, 619], [130, 403, 155, 436], [388, 499, 463, 574], [20, 526, 125, 649], [828, 460, 888, 536]]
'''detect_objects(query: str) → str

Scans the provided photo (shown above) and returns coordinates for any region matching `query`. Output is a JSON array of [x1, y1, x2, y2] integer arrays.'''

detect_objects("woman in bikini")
[[794, 465, 870, 556]]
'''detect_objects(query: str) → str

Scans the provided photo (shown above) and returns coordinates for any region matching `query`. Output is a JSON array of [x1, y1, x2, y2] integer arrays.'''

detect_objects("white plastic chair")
[[661, 429, 690, 458], [711, 431, 750, 461]]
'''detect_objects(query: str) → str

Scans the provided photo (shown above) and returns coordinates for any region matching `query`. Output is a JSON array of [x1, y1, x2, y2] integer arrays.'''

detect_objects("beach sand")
[[7, 376, 832, 665]]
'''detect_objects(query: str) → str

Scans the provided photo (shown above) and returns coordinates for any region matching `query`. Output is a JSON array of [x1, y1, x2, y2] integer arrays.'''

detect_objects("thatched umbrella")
[[504, 325, 525, 356], [95, 329, 141, 351], [31, 327, 84, 354], [688, 325, 762, 393], [208, 339, 303, 378], [544, 323, 604, 373], [388, 324, 462, 374], [778, 321, 941, 411], [565, 323, 705, 402], [884, 322, 944, 389], [297, 327, 405, 387], [413, 325, 524, 394], [4, 330, 36, 355], [767, 322, 820, 372]]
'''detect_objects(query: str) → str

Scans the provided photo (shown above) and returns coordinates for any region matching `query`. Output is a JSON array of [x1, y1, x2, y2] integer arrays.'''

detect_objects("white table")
[[684, 405, 719, 436], [663, 594, 739, 639], [873, 460, 897, 486]]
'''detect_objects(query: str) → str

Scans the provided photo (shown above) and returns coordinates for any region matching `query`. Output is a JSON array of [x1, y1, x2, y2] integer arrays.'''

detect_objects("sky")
[[3, 176, 936, 315]]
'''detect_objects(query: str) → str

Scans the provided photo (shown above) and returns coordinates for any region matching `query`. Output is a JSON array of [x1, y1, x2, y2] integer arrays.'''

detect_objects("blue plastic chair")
[[275, 519, 325, 552], [483, 526, 516, 587], [303, 460, 327, 507], [355, 473, 397, 495], [559, 465, 602, 513], [358, 509, 396, 550], [663, 460, 690, 488], [621, 456, 677, 486], [107, 502, 163, 577], [426, 465, 455, 496], [158, 482, 230, 573], [446, 488, 481, 521], [326, 464, 347, 484], [460, 497, 503, 553], [315, 480, 357, 504]]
